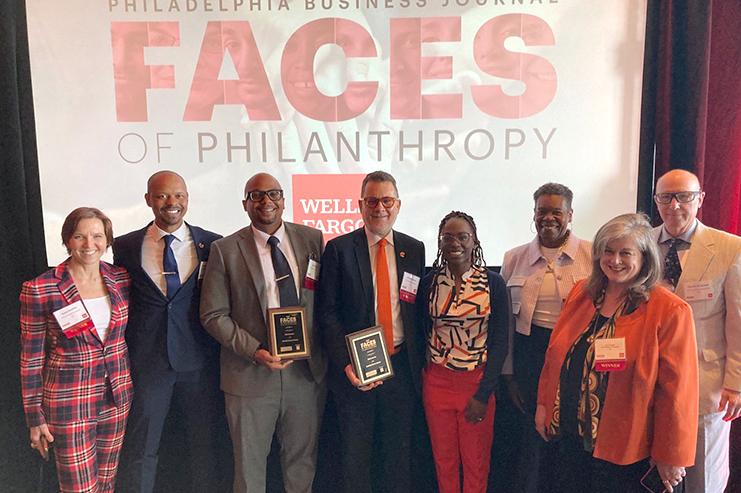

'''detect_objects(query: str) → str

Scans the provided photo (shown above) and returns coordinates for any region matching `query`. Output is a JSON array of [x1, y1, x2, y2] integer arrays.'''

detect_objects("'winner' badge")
[[594, 337, 627, 371]]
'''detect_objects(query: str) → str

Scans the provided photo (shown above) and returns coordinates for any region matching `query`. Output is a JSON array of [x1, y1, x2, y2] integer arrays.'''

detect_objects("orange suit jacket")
[[537, 280, 699, 466]]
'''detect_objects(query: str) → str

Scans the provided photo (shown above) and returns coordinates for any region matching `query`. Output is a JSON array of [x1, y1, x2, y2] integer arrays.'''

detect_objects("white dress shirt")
[[251, 223, 301, 309], [141, 222, 198, 295], [365, 228, 405, 346]]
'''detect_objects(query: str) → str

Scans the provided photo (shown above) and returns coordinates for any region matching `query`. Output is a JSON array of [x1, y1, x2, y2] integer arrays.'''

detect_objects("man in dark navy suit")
[[115, 170, 229, 493], [317, 171, 426, 493]]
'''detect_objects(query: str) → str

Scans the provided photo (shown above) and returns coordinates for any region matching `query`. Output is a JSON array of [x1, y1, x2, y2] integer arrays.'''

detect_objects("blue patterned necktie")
[[663, 238, 682, 289], [163, 234, 181, 298], [267, 235, 298, 306]]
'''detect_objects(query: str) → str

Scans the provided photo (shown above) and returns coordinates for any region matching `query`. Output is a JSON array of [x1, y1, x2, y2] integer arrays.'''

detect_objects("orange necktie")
[[376, 238, 394, 353]]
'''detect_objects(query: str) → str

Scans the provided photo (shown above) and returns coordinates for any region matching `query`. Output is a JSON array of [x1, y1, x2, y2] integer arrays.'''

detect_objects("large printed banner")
[[27, 0, 647, 264]]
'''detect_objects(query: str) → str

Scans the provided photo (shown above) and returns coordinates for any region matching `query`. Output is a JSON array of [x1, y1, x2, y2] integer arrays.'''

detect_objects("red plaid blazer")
[[20, 260, 133, 427]]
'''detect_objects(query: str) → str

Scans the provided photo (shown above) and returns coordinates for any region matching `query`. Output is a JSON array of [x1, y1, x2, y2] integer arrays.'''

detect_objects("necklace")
[[540, 231, 570, 273]]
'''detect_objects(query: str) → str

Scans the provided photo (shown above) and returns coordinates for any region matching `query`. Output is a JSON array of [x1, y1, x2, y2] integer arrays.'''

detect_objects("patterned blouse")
[[428, 266, 491, 371]]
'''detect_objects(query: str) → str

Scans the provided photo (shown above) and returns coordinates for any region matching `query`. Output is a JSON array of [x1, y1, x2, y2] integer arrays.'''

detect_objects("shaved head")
[[656, 169, 701, 192], [655, 169, 704, 237]]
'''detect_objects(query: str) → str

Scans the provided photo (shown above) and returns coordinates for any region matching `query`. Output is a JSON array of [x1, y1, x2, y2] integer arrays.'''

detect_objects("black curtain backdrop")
[[2, 1, 739, 492]]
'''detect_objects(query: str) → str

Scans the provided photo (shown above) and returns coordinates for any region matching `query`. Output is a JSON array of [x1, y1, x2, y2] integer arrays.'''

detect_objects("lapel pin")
[[400, 251, 406, 258], [198, 242, 205, 249]]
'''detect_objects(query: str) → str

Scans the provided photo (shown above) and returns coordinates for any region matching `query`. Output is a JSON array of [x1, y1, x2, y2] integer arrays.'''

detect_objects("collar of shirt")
[[364, 227, 395, 248], [525, 231, 579, 266], [251, 222, 286, 247], [658, 219, 697, 246], [148, 221, 189, 243]]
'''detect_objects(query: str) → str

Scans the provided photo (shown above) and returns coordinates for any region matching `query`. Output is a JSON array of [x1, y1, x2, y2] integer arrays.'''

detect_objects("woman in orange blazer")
[[535, 213, 698, 493], [20, 207, 132, 493]]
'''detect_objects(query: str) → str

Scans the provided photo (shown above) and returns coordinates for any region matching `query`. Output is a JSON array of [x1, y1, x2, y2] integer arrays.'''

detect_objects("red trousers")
[[48, 399, 130, 492], [423, 363, 495, 493]]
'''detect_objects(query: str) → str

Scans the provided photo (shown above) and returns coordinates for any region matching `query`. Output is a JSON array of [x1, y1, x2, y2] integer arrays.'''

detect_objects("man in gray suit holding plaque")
[[200, 172, 326, 493]]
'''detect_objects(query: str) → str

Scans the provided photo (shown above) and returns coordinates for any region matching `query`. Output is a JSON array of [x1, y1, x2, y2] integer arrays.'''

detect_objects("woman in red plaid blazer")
[[20, 207, 133, 493]]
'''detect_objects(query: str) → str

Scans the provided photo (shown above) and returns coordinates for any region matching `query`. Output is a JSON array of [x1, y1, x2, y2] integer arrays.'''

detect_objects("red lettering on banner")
[[111, 15, 558, 123], [184, 21, 280, 121], [472, 14, 557, 119], [281, 18, 378, 122], [390, 17, 462, 119], [111, 22, 179, 122]]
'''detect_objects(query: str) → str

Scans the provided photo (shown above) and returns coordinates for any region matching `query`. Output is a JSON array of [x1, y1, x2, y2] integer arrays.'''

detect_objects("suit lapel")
[[353, 228, 375, 313], [678, 224, 715, 290], [131, 224, 168, 301], [237, 227, 268, 318], [56, 262, 103, 347], [285, 223, 308, 294], [186, 223, 207, 287], [393, 230, 410, 286], [100, 263, 124, 346]]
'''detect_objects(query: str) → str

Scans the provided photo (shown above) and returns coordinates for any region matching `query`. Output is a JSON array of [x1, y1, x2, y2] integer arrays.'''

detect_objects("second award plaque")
[[345, 325, 394, 386], [267, 307, 310, 360]]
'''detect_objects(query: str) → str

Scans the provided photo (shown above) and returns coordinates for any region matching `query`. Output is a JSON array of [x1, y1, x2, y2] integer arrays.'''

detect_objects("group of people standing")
[[19, 168, 740, 493]]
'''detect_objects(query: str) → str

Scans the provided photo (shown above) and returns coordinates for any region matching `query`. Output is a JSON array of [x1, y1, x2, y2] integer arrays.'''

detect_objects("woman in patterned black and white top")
[[416, 211, 510, 493]]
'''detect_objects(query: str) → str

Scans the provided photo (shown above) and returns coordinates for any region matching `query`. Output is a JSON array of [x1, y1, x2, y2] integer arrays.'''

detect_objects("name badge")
[[303, 259, 320, 290], [53, 300, 94, 339], [594, 337, 627, 372], [399, 272, 420, 303], [684, 281, 714, 301]]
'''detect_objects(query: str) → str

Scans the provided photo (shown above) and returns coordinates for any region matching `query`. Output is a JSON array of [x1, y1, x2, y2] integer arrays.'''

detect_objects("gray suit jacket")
[[653, 221, 741, 414], [200, 222, 326, 397]]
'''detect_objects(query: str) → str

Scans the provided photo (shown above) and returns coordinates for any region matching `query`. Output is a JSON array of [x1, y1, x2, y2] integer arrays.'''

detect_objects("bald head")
[[145, 171, 189, 232], [242, 173, 285, 234], [147, 170, 187, 194], [656, 169, 701, 192], [244, 173, 280, 198], [655, 169, 704, 237]]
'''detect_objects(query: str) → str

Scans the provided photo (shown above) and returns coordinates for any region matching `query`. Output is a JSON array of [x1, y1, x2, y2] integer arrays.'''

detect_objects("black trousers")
[[513, 325, 553, 493], [333, 347, 417, 493], [549, 435, 664, 493], [118, 364, 232, 493]]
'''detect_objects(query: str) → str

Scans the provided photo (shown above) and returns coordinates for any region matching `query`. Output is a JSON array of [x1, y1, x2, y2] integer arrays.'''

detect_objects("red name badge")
[[53, 300, 95, 339], [594, 338, 627, 372], [303, 259, 320, 290]]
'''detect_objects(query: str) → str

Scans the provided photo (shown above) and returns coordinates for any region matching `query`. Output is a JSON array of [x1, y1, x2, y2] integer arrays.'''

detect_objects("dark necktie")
[[267, 236, 298, 306], [163, 234, 181, 298], [663, 238, 682, 289]]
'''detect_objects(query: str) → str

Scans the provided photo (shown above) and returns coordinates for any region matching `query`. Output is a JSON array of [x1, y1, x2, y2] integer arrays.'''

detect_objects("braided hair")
[[431, 211, 485, 273], [427, 211, 486, 316]]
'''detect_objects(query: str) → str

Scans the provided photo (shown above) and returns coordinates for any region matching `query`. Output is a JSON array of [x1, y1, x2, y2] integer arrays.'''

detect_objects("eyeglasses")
[[439, 232, 473, 244], [362, 196, 397, 208], [654, 191, 702, 204], [246, 189, 284, 202]]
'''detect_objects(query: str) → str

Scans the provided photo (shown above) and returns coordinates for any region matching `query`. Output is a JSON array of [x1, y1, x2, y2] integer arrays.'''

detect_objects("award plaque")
[[267, 307, 310, 360], [345, 325, 394, 386]]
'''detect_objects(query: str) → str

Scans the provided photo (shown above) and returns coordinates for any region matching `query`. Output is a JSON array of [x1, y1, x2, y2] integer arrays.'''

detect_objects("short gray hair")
[[533, 183, 574, 210], [586, 213, 662, 304], [361, 171, 398, 197]]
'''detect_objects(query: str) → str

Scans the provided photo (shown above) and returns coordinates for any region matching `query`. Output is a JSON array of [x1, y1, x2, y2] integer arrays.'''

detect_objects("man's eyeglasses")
[[439, 233, 473, 244], [362, 196, 397, 209], [654, 191, 702, 204], [246, 189, 284, 202]]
